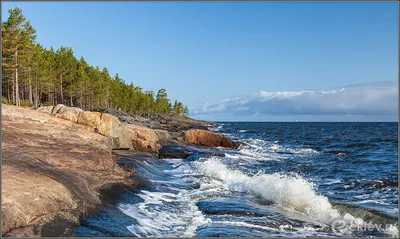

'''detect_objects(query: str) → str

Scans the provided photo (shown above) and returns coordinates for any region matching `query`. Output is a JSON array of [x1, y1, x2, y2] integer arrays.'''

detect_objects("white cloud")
[[191, 81, 398, 121]]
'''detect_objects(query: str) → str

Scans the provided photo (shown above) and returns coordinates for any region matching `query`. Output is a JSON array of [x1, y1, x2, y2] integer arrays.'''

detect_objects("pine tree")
[[156, 88, 171, 114], [2, 7, 187, 117], [55, 46, 76, 105], [2, 7, 36, 106], [182, 105, 189, 116]]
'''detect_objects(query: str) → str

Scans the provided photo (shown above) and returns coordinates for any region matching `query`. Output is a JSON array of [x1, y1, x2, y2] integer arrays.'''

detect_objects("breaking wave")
[[195, 158, 398, 237]]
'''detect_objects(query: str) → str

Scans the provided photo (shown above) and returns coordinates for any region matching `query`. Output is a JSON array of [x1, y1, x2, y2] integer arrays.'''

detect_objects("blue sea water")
[[75, 122, 399, 237]]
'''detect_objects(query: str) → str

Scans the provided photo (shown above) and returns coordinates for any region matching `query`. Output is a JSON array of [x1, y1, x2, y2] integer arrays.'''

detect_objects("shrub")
[[2, 96, 9, 104], [20, 99, 32, 107]]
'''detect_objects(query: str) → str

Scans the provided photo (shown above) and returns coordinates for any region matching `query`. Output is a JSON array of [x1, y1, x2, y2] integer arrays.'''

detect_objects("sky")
[[2, 2, 398, 121]]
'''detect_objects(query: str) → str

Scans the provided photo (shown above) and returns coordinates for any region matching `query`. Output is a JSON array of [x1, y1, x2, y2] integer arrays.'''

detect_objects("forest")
[[2, 7, 189, 117]]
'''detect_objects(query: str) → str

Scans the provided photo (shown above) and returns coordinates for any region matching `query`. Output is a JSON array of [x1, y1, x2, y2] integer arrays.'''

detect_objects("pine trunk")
[[11, 74, 15, 104], [80, 91, 83, 109], [60, 74, 63, 104], [33, 72, 39, 107], [15, 49, 20, 106], [7, 75, 11, 103], [28, 78, 33, 105]]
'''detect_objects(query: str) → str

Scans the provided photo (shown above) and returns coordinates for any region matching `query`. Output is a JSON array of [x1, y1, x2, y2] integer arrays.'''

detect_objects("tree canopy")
[[2, 7, 189, 117]]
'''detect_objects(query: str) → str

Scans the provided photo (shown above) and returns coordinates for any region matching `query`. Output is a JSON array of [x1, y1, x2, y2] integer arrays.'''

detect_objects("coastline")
[[1, 104, 239, 237]]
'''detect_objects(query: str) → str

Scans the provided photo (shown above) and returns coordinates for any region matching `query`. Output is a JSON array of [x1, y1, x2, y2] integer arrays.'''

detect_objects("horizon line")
[[210, 121, 398, 123]]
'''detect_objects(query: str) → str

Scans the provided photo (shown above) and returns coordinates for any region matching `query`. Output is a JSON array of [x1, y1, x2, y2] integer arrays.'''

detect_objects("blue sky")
[[2, 2, 398, 121]]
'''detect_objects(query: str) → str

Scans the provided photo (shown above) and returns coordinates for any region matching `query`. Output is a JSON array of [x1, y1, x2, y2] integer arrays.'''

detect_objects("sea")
[[75, 122, 399, 237]]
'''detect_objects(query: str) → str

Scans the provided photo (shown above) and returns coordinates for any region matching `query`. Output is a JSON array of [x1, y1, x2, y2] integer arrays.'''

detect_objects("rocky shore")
[[1, 104, 243, 237]]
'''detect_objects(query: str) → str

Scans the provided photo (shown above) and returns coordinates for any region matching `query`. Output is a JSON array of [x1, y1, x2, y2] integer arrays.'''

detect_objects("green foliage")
[[2, 96, 9, 104], [2, 7, 189, 117], [173, 100, 189, 117], [2, 7, 37, 106], [20, 99, 32, 107]]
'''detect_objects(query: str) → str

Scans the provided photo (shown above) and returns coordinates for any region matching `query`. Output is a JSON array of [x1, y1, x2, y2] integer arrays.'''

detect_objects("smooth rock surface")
[[184, 129, 244, 149], [2, 104, 135, 237], [125, 124, 160, 152], [56, 106, 84, 123]]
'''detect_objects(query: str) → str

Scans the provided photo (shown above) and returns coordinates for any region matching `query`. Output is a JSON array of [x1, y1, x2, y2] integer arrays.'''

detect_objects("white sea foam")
[[210, 124, 224, 132], [353, 199, 391, 205], [119, 137, 397, 238], [196, 157, 341, 223], [215, 221, 332, 237], [324, 179, 342, 185], [119, 160, 211, 237], [195, 158, 399, 237], [119, 190, 211, 237], [243, 138, 319, 158], [269, 144, 319, 155], [226, 139, 281, 162], [384, 224, 399, 238]]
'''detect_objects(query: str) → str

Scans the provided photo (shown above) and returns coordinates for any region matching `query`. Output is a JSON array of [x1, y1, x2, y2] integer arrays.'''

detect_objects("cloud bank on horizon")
[[191, 81, 398, 122]]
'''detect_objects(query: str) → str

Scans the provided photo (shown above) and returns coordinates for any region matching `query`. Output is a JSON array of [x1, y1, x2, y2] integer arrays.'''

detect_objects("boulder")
[[154, 129, 173, 143], [77, 111, 102, 129], [125, 124, 160, 153], [44, 104, 84, 124], [98, 113, 121, 138], [158, 145, 194, 159], [184, 129, 244, 149], [51, 104, 66, 116], [159, 145, 225, 159], [56, 106, 84, 123], [96, 114, 132, 149], [36, 105, 236, 152], [37, 105, 133, 149], [114, 129, 134, 150]]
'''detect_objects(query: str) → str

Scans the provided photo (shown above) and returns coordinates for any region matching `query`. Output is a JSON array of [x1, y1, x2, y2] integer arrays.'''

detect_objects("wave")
[[323, 179, 342, 185], [248, 139, 319, 155], [119, 190, 211, 237], [196, 158, 341, 223], [325, 150, 350, 156], [332, 203, 397, 225], [226, 139, 319, 163], [214, 221, 332, 236], [119, 158, 212, 237], [210, 124, 224, 132], [343, 179, 399, 190], [196, 158, 398, 237]]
